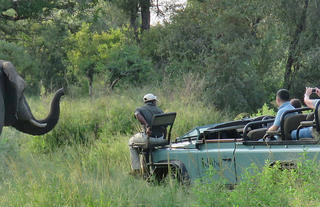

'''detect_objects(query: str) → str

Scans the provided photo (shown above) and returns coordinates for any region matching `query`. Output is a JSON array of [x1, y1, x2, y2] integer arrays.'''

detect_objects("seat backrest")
[[151, 112, 176, 141], [247, 128, 268, 141], [151, 112, 176, 127], [283, 114, 307, 140]]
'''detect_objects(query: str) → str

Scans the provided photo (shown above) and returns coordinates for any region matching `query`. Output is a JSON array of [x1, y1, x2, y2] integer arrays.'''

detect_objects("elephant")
[[0, 60, 64, 135]]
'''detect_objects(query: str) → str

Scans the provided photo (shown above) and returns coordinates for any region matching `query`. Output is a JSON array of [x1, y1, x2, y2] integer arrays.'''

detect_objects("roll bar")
[[243, 119, 275, 140]]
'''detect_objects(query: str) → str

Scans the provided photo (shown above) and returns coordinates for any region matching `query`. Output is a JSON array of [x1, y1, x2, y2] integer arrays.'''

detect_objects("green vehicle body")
[[148, 105, 320, 184], [151, 138, 320, 183]]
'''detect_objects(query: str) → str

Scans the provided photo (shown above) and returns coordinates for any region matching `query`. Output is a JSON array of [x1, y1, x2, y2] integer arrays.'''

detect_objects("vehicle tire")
[[154, 164, 190, 185]]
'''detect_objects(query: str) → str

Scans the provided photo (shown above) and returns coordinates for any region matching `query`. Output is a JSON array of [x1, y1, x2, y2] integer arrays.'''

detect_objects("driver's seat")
[[148, 112, 177, 148], [132, 112, 177, 178]]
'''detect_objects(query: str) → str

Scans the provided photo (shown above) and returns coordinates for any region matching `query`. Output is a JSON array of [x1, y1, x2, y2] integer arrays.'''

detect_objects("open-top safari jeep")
[[136, 101, 320, 184]]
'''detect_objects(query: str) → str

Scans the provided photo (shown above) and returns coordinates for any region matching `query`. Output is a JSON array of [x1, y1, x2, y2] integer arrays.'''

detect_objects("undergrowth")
[[1, 87, 320, 206]]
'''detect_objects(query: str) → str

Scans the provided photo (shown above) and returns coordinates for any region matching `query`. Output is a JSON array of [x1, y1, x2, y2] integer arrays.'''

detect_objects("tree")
[[67, 23, 126, 96], [109, 0, 152, 39], [0, 40, 40, 93], [104, 45, 152, 90], [276, 0, 310, 90]]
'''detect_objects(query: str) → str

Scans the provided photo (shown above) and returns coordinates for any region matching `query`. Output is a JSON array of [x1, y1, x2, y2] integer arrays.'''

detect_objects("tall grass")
[[0, 83, 225, 206], [0, 135, 190, 206], [1, 85, 320, 206]]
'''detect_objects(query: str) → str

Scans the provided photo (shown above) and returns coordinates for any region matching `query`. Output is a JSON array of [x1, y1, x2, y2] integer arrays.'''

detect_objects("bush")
[[31, 96, 137, 152], [192, 157, 320, 207]]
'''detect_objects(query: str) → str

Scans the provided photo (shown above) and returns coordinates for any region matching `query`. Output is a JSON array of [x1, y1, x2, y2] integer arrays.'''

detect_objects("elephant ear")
[[1, 61, 26, 125], [2, 61, 26, 95]]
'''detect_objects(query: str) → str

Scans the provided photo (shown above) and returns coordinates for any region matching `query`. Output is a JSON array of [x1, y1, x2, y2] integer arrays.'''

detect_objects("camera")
[[312, 88, 317, 93]]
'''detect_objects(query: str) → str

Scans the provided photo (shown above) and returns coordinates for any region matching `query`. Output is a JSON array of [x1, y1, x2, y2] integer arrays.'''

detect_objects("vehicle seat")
[[148, 112, 177, 148], [132, 112, 177, 149], [283, 114, 307, 140], [247, 128, 268, 141], [296, 102, 320, 139]]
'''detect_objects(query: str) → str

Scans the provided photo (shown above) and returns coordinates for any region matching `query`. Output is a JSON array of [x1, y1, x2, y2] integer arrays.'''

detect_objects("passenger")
[[291, 87, 320, 140], [290, 98, 302, 109], [266, 89, 296, 140], [128, 93, 166, 175]]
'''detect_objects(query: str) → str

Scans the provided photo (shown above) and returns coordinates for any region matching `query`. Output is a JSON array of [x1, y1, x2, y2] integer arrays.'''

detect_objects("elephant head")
[[0, 60, 64, 135]]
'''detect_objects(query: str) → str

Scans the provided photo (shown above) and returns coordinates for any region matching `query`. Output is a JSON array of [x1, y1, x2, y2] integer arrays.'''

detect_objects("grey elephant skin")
[[0, 60, 64, 135]]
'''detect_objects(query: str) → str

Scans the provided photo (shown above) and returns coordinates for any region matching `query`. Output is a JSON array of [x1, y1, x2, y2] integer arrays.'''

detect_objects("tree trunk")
[[129, 5, 139, 41], [140, 0, 151, 32], [89, 78, 93, 97], [283, 0, 309, 90], [86, 67, 94, 97]]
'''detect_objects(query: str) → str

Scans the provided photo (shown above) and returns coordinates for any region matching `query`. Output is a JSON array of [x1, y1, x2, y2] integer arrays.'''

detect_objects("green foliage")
[[29, 84, 226, 151], [0, 0, 52, 19], [140, 0, 278, 113], [252, 103, 276, 117], [0, 133, 189, 207], [2, 1, 320, 205], [104, 44, 153, 89], [21, 21, 70, 93], [31, 96, 136, 153], [67, 23, 127, 94], [192, 158, 320, 207], [1, 0, 320, 112], [0, 40, 40, 93], [2, 89, 320, 206]]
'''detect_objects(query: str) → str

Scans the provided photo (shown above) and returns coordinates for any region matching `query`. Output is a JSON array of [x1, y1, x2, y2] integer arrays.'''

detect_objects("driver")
[[128, 93, 166, 175]]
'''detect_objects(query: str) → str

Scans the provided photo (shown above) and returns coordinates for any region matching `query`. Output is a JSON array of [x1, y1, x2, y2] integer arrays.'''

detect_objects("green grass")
[[0, 87, 223, 207], [1, 88, 320, 206]]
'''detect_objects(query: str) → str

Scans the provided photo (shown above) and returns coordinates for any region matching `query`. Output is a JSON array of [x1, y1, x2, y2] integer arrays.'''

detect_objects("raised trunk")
[[12, 88, 65, 135]]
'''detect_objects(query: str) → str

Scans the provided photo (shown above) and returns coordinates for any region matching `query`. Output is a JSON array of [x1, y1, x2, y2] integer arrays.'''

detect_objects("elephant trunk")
[[12, 88, 65, 135]]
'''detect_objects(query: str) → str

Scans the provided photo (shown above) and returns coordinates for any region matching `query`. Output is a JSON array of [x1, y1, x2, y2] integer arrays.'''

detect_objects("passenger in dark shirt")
[[128, 93, 166, 174]]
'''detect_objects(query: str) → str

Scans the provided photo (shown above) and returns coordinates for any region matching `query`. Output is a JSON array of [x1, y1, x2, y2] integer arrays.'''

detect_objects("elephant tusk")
[[29, 119, 47, 128]]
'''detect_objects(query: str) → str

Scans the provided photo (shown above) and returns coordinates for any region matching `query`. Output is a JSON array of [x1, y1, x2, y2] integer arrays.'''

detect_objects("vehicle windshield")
[[179, 123, 218, 139]]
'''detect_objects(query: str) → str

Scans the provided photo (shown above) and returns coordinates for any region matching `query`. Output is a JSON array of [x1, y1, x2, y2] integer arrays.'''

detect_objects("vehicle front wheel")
[[153, 164, 190, 185]]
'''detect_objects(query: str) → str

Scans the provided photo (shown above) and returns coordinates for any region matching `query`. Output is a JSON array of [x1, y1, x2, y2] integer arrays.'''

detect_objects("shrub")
[[192, 158, 320, 207], [31, 95, 138, 152]]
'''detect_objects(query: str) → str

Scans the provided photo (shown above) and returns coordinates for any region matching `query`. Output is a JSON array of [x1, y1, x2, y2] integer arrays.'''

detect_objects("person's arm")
[[267, 109, 281, 132], [304, 87, 315, 109], [267, 125, 279, 132], [135, 112, 152, 136]]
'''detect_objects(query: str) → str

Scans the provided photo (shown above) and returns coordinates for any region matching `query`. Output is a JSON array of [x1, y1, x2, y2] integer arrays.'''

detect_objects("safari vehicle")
[[134, 101, 320, 184]]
